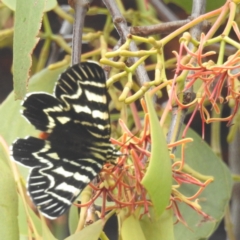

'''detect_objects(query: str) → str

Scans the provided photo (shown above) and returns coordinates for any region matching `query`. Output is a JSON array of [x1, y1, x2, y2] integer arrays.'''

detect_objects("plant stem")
[[71, 0, 93, 65]]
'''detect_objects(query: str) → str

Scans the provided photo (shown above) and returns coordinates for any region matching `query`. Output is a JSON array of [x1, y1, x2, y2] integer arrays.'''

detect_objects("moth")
[[11, 62, 120, 219]]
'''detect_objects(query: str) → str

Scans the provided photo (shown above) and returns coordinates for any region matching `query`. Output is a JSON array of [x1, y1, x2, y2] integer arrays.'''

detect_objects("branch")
[[47, 11, 73, 65], [131, 19, 190, 36], [130, 18, 210, 36], [102, 0, 150, 86], [183, 0, 206, 95], [69, 0, 93, 65], [188, 0, 207, 45], [148, 0, 179, 21], [167, 0, 206, 146]]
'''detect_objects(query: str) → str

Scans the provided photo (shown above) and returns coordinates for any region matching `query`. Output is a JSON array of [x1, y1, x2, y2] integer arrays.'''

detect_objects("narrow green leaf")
[[140, 208, 174, 240], [0, 145, 18, 240], [18, 197, 28, 237], [64, 219, 104, 240], [18, 195, 42, 238], [141, 92, 172, 218], [42, 218, 58, 240], [13, 0, 45, 99], [68, 205, 79, 235], [2, 0, 57, 12], [121, 215, 146, 240]]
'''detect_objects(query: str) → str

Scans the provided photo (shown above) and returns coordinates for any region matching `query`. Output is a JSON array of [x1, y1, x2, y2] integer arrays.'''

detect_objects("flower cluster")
[[75, 100, 213, 225], [175, 36, 240, 117]]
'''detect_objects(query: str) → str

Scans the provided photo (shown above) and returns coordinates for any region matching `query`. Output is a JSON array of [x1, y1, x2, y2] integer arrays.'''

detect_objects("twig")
[[148, 0, 179, 21], [224, 198, 237, 240], [70, 0, 93, 65], [167, 0, 206, 147], [102, 0, 150, 86], [131, 19, 190, 36], [228, 99, 240, 240], [47, 19, 73, 65], [188, 0, 206, 48], [130, 18, 210, 36], [185, 0, 206, 92]]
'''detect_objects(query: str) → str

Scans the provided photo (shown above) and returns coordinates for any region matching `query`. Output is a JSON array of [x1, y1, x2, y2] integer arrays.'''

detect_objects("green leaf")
[[12, 0, 45, 99], [163, 0, 225, 14], [174, 128, 232, 240], [140, 208, 174, 240], [141, 92, 172, 218], [0, 144, 18, 240], [18, 193, 55, 239], [18, 197, 28, 237], [19, 193, 58, 239], [42, 218, 58, 240], [2, 0, 57, 12], [121, 215, 146, 240], [64, 219, 104, 240], [68, 205, 79, 235], [25, 200, 43, 237]]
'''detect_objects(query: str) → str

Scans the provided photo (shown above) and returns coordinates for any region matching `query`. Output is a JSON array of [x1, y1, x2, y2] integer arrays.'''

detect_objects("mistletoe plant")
[[0, 0, 238, 240]]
